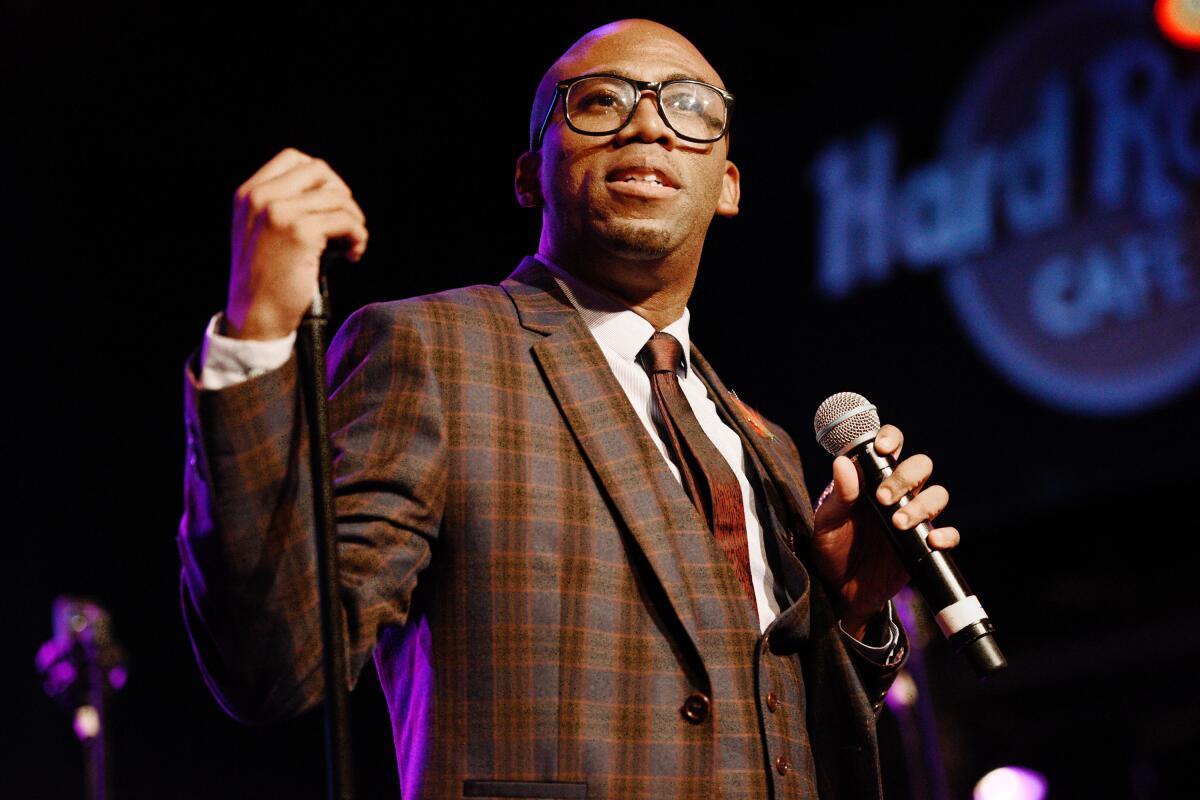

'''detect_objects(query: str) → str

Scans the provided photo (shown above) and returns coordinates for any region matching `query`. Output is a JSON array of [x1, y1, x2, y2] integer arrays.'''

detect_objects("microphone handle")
[[846, 439, 1008, 678]]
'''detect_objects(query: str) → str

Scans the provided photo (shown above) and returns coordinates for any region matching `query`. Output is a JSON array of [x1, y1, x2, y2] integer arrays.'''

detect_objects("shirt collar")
[[535, 253, 692, 376]]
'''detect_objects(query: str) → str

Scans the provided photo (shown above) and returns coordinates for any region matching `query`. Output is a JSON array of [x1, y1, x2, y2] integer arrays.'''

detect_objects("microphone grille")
[[814, 392, 880, 456]]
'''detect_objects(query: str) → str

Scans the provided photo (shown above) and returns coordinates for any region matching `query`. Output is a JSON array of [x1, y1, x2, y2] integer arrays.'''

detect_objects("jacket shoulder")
[[326, 284, 526, 383], [341, 283, 518, 334]]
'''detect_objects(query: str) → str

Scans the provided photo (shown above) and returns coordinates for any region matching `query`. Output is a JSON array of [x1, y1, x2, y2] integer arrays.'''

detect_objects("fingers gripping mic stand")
[[295, 246, 354, 800]]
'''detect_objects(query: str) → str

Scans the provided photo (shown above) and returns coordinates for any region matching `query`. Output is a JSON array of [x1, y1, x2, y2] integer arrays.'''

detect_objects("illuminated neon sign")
[[813, 0, 1200, 415]]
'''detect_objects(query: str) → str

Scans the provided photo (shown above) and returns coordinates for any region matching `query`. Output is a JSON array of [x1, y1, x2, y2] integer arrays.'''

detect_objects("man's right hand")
[[224, 148, 368, 340]]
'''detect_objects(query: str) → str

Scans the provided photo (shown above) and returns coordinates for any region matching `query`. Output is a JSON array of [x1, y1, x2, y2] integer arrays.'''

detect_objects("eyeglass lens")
[[565, 77, 726, 141]]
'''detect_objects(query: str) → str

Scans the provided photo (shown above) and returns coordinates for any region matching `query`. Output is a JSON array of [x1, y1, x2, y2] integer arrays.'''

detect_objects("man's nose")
[[613, 91, 676, 147]]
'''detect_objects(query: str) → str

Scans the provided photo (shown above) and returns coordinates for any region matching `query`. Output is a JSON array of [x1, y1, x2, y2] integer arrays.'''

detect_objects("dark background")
[[9, 2, 1198, 798]]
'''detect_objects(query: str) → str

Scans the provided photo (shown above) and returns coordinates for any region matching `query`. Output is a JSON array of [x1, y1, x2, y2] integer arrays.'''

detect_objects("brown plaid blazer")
[[180, 256, 901, 799]]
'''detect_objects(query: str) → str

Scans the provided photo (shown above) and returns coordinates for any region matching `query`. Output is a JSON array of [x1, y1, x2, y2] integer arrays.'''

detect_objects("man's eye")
[[577, 91, 622, 110], [667, 93, 704, 114]]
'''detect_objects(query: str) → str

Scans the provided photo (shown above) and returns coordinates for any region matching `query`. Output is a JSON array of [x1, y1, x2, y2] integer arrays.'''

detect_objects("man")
[[180, 18, 959, 799]]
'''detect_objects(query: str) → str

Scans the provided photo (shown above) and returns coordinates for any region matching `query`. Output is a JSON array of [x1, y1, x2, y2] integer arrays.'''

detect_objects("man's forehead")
[[551, 21, 724, 88]]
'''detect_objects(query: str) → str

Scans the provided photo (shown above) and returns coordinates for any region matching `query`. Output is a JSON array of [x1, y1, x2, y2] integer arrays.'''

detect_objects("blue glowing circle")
[[942, 0, 1200, 416]]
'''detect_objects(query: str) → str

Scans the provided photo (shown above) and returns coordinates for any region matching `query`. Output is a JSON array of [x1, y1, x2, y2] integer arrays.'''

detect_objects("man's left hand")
[[810, 424, 960, 639]]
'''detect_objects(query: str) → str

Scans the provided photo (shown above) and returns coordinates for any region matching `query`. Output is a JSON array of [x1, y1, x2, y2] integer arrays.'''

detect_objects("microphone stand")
[[295, 252, 354, 800], [36, 597, 127, 800], [888, 588, 951, 800]]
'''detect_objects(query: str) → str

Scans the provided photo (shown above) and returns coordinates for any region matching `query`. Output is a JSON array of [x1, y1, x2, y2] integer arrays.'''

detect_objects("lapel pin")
[[729, 391, 776, 441]]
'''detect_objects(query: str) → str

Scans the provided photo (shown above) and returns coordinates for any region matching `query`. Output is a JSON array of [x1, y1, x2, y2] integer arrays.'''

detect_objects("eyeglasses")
[[532, 73, 735, 151]]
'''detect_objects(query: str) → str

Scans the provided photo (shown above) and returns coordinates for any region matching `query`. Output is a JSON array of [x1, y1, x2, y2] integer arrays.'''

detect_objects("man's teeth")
[[624, 174, 663, 185]]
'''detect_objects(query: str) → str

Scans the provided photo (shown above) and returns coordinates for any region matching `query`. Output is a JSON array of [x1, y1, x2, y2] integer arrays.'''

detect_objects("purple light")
[[376, 614, 434, 800], [45, 660, 77, 695], [973, 766, 1049, 800], [884, 670, 918, 712]]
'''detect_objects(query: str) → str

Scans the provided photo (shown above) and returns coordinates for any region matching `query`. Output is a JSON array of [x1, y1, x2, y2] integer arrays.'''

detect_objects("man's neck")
[[538, 243, 697, 330]]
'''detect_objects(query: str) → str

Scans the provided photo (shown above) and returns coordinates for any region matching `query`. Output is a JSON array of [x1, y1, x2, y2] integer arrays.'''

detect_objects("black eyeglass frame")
[[531, 73, 735, 151]]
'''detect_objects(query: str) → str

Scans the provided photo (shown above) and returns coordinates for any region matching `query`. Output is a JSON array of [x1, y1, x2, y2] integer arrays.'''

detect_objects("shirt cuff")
[[838, 600, 904, 667], [199, 312, 296, 390]]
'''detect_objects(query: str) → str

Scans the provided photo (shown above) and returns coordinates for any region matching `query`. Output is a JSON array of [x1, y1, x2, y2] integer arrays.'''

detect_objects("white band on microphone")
[[934, 595, 986, 636]]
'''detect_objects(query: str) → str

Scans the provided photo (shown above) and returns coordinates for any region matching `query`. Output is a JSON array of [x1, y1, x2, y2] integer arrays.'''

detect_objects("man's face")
[[524, 22, 740, 264]]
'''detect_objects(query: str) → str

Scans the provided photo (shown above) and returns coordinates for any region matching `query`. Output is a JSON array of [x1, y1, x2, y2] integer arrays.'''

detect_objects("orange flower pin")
[[729, 391, 775, 441]]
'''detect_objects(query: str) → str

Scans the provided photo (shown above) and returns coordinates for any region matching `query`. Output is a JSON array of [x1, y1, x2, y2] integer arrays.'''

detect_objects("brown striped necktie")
[[639, 332, 758, 614]]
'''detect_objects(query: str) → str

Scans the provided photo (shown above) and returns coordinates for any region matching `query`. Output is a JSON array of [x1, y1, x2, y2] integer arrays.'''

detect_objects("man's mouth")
[[606, 166, 678, 188], [605, 166, 680, 198]]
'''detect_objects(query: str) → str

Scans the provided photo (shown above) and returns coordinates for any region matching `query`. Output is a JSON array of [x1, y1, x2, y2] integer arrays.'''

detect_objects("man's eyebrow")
[[603, 69, 708, 83]]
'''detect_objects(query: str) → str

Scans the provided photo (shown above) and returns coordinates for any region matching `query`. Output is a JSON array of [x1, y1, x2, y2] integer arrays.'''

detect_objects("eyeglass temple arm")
[[531, 86, 564, 151]]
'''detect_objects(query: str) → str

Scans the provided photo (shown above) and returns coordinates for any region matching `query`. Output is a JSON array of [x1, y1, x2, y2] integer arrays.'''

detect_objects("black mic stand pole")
[[35, 597, 127, 800], [890, 588, 952, 800], [295, 249, 354, 800]]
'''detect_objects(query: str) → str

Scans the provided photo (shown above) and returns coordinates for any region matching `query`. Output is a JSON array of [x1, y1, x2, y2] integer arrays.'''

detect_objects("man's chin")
[[591, 222, 679, 261]]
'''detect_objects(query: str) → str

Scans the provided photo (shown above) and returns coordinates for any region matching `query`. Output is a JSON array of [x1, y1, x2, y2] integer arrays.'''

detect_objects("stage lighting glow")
[[973, 766, 1048, 800], [884, 670, 918, 711], [1156, 0, 1200, 49]]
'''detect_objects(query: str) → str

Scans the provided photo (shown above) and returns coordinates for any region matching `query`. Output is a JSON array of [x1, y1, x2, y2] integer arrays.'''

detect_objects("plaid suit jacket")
[[180, 256, 901, 799]]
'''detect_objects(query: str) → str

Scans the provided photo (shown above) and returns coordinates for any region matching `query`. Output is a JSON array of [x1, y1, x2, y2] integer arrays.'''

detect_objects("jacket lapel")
[[689, 345, 818, 648], [501, 257, 738, 678], [690, 345, 815, 537]]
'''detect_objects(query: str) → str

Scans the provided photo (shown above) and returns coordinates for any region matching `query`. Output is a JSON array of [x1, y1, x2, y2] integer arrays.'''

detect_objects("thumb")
[[816, 455, 861, 529]]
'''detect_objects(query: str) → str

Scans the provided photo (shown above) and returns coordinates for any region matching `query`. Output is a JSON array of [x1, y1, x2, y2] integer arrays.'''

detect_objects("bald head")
[[528, 19, 726, 150]]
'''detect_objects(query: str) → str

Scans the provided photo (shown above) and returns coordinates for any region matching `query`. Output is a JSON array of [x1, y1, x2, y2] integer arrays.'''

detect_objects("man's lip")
[[605, 165, 680, 189], [606, 179, 678, 199]]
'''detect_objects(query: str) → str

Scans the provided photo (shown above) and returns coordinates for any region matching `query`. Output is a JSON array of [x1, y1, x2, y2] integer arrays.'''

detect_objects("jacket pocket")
[[462, 780, 587, 798]]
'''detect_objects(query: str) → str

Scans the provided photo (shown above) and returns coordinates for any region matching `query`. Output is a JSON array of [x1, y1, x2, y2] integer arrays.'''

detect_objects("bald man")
[[181, 18, 959, 799]]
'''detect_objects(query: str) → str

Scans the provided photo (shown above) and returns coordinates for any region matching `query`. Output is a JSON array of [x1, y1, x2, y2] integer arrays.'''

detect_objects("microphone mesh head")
[[814, 392, 880, 456]]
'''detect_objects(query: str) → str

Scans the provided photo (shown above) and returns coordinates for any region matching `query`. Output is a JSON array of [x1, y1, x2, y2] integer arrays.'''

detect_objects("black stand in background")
[[295, 250, 354, 800], [36, 597, 127, 800], [888, 588, 952, 800]]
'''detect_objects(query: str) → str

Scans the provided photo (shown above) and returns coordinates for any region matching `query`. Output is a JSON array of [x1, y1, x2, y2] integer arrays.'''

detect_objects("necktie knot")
[[640, 332, 684, 375]]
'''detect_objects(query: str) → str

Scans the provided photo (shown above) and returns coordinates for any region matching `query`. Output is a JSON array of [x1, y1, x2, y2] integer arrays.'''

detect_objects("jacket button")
[[766, 691, 779, 712], [775, 755, 792, 775], [681, 692, 710, 724]]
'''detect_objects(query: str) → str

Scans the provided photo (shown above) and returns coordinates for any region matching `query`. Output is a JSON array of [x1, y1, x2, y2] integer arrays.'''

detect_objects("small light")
[[884, 670, 918, 710], [973, 766, 1048, 800], [1156, 0, 1200, 50], [73, 705, 101, 740]]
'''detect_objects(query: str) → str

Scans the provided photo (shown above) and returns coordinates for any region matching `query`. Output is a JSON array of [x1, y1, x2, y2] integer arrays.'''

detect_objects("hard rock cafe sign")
[[812, 0, 1200, 416]]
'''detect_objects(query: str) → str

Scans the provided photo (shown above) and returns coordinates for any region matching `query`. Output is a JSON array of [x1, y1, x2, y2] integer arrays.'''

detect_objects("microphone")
[[814, 392, 1006, 678]]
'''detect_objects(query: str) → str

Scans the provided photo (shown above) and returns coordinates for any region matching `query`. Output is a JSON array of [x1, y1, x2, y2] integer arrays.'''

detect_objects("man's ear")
[[716, 158, 740, 217], [515, 150, 544, 208]]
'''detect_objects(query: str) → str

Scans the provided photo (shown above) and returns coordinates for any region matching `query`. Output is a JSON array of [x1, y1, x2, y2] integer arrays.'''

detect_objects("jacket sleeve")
[[178, 302, 447, 724], [846, 606, 908, 716]]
